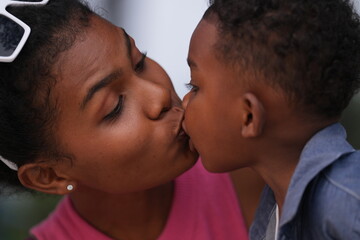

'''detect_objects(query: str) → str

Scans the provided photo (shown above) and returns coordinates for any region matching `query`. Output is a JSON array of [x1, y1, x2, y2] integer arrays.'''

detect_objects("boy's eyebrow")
[[80, 29, 131, 110], [80, 70, 123, 110], [187, 57, 197, 68]]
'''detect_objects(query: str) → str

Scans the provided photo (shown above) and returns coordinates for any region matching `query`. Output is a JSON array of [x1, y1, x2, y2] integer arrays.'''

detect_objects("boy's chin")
[[200, 158, 225, 173], [200, 157, 242, 173]]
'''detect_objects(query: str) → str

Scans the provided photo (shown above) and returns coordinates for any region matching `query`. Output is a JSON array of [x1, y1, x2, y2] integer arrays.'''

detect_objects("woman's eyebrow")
[[80, 70, 123, 110], [80, 29, 130, 110], [122, 29, 132, 57]]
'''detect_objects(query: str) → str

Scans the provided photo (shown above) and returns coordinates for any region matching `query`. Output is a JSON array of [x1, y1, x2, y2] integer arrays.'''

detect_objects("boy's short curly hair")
[[206, 0, 360, 118]]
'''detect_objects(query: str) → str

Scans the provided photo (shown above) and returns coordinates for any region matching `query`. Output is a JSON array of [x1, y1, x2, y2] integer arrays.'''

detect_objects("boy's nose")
[[182, 92, 190, 110], [181, 93, 190, 133]]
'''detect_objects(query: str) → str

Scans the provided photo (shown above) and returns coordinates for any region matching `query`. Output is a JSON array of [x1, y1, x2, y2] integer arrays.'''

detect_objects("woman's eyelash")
[[135, 52, 147, 72], [104, 95, 124, 122]]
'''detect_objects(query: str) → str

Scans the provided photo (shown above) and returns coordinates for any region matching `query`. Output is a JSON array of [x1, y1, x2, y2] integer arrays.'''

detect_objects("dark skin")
[[230, 168, 265, 228], [18, 15, 198, 240], [182, 16, 337, 215], [17, 12, 280, 240]]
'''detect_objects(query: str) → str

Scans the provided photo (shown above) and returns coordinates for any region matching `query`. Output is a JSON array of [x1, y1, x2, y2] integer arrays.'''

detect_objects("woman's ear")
[[240, 92, 265, 138], [17, 162, 75, 195]]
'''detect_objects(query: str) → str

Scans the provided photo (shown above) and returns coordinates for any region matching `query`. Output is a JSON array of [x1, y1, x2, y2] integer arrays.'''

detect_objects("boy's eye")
[[104, 95, 124, 122], [135, 52, 147, 73], [185, 82, 199, 92]]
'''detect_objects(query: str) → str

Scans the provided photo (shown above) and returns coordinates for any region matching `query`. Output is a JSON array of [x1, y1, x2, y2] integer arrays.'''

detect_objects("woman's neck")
[[70, 181, 174, 240]]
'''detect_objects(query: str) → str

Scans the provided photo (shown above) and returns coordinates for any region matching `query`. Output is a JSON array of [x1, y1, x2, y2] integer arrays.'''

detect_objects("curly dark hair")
[[206, 0, 360, 118], [0, 0, 93, 191]]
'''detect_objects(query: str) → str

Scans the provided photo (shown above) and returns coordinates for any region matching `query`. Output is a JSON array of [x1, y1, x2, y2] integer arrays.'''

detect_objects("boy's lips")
[[187, 138, 196, 152], [180, 120, 197, 152], [181, 120, 188, 135]]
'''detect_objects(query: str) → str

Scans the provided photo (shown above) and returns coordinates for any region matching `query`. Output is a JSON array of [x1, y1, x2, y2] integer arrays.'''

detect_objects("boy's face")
[[182, 18, 252, 172]]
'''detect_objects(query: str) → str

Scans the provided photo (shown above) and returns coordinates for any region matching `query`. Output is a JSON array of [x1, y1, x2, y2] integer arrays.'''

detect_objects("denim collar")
[[280, 123, 355, 226], [250, 185, 276, 239]]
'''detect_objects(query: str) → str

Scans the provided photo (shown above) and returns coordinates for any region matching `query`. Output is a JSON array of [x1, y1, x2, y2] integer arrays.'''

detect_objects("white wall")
[[86, 0, 360, 98], [86, 0, 208, 98], [354, 0, 360, 12]]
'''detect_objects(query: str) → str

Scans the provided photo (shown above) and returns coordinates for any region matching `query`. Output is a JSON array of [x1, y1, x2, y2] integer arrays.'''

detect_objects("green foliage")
[[0, 193, 61, 240], [341, 92, 360, 149]]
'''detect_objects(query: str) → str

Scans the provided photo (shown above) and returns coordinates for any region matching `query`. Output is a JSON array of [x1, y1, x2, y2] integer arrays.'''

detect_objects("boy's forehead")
[[189, 19, 218, 62]]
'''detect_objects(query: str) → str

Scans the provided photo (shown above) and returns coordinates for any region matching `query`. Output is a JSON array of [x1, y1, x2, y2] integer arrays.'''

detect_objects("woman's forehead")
[[53, 16, 129, 87]]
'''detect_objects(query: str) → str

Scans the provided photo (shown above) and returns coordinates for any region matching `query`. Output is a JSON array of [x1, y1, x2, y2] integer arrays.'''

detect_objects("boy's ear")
[[17, 161, 74, 195], [240, 93, 265, 138]]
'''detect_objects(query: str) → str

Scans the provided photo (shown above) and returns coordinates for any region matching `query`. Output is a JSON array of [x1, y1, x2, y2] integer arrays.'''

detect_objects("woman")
[[0, 0, 249, 239]]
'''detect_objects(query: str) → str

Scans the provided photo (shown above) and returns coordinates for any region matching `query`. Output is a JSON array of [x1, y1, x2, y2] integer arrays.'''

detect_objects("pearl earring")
[[67, 184, 74, 191]]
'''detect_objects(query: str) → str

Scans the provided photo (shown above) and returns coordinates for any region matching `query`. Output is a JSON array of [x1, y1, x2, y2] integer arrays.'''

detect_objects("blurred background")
[[1, 0, 359, 239]]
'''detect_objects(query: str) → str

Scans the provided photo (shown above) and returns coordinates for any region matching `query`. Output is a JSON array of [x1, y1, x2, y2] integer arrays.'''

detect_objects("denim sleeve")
[[305, 171, 360, 239]]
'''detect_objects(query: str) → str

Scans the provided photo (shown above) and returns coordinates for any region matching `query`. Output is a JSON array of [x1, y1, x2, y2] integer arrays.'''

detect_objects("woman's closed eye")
[[102, 52, 146, 123], [135, 52, 147, 73], [104, 95, 124, 122]]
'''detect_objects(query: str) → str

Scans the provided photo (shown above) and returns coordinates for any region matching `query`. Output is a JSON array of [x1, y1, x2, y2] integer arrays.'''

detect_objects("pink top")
[[31, 161, 248, 240]]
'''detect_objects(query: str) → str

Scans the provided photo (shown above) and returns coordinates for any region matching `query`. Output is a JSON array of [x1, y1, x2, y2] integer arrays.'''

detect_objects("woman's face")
[[51, 15, 198, 194]]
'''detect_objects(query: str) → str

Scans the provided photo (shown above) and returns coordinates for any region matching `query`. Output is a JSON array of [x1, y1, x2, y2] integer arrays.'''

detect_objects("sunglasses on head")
[[0, 0, 49, 63]]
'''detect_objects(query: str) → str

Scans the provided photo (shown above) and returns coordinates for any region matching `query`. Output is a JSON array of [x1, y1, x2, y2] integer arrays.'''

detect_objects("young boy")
[[182, 0, 360, 239]]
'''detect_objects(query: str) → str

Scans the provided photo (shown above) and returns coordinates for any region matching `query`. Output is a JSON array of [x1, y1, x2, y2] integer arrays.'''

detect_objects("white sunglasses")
[[0, 0, 49, 63]]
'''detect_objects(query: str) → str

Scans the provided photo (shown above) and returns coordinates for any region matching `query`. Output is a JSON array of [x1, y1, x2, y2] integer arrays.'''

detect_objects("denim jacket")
[[250, 123, 360, 240]]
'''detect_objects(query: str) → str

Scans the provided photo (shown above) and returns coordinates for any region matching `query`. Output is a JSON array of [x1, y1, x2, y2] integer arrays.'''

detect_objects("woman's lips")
[[177, 127, 186, 137], [172, 108, 197, 153], [176, 127, 196, 153], [176, 125, 189, 142]]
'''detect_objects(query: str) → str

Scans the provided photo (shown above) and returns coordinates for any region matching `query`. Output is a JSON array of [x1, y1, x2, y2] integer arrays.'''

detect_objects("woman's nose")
[[139, 79, 172, 120]]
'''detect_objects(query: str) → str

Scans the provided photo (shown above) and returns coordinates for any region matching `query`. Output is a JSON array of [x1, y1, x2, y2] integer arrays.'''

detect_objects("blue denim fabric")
[[250, 123, 360, 240]]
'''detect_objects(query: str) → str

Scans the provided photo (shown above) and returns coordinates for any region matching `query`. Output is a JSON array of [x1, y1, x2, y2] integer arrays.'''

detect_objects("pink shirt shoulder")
[[158, 160, 248, 240], [31, 160, 248, 240]]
